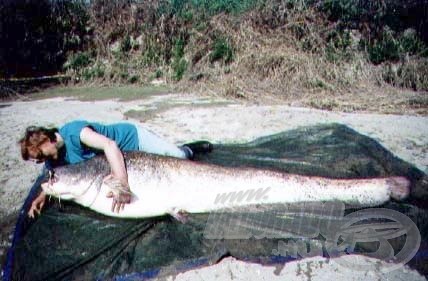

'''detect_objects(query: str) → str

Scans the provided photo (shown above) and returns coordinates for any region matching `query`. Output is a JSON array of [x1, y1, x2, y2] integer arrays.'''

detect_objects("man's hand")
[[80, 127, 132, 213], [28, 191, 46, 218], [104, 175, 132, 213]]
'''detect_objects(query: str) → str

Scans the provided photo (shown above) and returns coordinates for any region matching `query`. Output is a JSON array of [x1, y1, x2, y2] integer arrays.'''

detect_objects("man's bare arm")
[[80, 127, 131, 213]]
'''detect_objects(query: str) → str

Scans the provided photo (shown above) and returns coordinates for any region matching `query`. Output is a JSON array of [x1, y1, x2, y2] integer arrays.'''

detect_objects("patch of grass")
[[325, 30, 354, 63], [162, 0, 260, 18], [141, 35, 163, 67], [29, 85, 171, 101], [406, 96, 428, 109], [123, 103, 179, 121], [308, 99, 339, 111], [171, 38, 188, 81], [382, 58, 428, 91], [223, 78, 245, 98], [172, 58, 188, 81], [124, 100, 232, 121], [198, 0, 260, 15], [210, 36, 234, 64], [307, 78, 334, 90], [124, 109, 159, 121]]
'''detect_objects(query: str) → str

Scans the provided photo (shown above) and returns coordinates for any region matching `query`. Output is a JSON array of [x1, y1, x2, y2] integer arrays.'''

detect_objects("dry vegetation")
[[2, 0, 428, 113]]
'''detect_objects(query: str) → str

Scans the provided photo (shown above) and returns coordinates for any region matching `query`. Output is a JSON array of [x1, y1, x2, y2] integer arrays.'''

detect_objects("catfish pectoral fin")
[[168, 208, 190, 224]]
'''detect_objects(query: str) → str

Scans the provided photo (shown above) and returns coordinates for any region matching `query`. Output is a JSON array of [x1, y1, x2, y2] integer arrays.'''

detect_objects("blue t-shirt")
[[58, 120, 139, 164]]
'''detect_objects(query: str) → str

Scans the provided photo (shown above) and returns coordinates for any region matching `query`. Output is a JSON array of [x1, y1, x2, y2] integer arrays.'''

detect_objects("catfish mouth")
[[40, 169, 59, 189]]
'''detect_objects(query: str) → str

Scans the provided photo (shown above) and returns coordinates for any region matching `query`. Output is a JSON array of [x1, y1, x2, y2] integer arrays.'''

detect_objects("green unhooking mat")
[[4, 124, 428, 280]]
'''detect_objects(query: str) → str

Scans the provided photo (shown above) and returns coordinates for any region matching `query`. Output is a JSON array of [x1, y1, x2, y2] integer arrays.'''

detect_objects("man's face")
[[31, 141, 59, 163], [40, 141, 59, 160]]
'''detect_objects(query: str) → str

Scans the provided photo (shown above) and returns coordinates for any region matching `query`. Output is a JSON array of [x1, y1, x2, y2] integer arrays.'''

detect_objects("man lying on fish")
[[20, 120, 213, 218], [20, 120, 410, 220]]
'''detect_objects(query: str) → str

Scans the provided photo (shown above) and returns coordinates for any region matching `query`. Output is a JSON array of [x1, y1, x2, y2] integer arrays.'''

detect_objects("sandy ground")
[[161, 256, 427, 281], [0, 92, 427, 279]]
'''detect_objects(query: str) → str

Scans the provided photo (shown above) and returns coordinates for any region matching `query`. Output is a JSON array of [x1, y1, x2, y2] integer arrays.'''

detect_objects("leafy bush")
[[173, 38, 185, 60], [321, 0, 428, 64], [366, 27, 428, 64], [120, 71, 129, 80], [81, 64, 105, 80], [400, 29, 428, 57], [321, 0, 370, 23], [64, 52, 92, 71], [120, 35, 132, 53], [154, 69, 163, 79], [210, 37, 234, 64], [324, 30, 354, 62], [172, 58, 188, 81], [171, 38, 188, 81], [367, 27, 401, 64], [128, 74, 139, 84], [141, 36, 163, 67]]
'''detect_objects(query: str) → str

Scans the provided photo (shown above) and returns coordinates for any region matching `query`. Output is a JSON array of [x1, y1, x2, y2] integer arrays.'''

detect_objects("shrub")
[[81, 63, 105, 80], [325, 30, 353, 62], [399, 29, 428, 57], [366, 27, 428, 64], [154, 69, 163, 78], [171, 38, 188, 81], [128, 74, 139, 84], [173, 38, 185, 60], [321, 0, 428, 64], [64, 52, 92, 72], [120, 35, 132, 53], [172, 58, 188, 81], [321, 0, 369, 23], [120, 71, 129, 80], [382, 58, 428, 91], [210, 37, 234, 64], [141, 36, 163, 67], [367, 27, 401, 64]]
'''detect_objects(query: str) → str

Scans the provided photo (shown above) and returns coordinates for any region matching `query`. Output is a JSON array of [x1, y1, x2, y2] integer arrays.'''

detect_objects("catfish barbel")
[[40, 151, 410, 219]]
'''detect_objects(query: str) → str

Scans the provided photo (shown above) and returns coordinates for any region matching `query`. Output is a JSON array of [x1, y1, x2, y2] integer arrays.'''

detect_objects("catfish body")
[[41, 151, 409, 218]]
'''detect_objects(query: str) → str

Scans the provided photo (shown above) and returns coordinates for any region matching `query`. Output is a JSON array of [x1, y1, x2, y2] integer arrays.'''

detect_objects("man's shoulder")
[[59, 120, 90, 135]]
